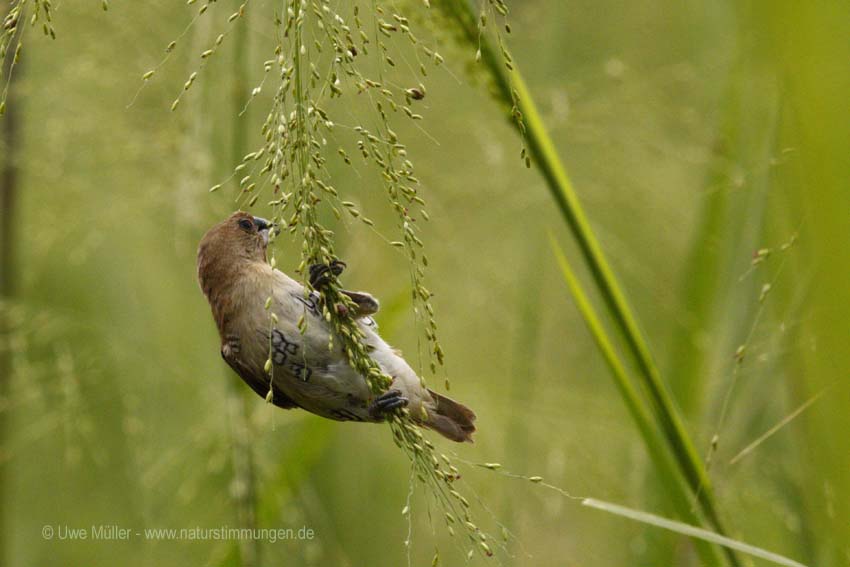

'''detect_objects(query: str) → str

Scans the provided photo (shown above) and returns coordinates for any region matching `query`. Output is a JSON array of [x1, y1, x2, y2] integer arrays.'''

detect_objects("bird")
[[197, 211, 477, 442]]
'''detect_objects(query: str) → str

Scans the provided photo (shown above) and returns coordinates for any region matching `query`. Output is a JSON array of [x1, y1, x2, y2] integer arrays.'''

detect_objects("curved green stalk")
[[436, 1, 740, 564], [583, 498, 807, 567], [550, 237, 726, 566]]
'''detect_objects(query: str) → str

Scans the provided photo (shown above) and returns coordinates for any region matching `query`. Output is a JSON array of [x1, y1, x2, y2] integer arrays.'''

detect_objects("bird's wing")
[[221, 341, 300, 410]]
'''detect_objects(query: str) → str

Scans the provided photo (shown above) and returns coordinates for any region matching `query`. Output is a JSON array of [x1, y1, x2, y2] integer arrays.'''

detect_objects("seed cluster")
[[245, 0, 495, 557], [202, 0, 448, 393], [153, 0, 520, 559]]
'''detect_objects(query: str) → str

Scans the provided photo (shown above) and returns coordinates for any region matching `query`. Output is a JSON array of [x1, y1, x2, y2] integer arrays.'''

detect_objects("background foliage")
[[1, 1, 848, 566]]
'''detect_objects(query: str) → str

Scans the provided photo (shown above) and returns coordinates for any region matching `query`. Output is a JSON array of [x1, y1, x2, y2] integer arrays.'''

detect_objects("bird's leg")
[[368, 389, 409, 419], [308, 259, 346, 289]]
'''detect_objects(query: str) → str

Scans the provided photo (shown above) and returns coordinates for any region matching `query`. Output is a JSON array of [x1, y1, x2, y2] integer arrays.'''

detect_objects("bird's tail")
[[423, 389, 477, 443]]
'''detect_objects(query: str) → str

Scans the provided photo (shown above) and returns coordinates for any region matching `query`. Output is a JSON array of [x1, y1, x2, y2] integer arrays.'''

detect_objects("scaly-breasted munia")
[[197, 211, 476, 442]]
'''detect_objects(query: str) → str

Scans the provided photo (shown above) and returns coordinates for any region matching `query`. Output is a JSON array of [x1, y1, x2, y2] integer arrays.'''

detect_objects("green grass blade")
[[582, 498, 808, 567], [549, 236, 726, 566], [548, 236, 667, 479], [435, 1, 739, 563]]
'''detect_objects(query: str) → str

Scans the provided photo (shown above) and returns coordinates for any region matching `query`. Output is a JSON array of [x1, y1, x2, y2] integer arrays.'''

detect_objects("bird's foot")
[[309, 260, 346, 289], [368, 389, 409, 419], [341, 290, 380, 317]]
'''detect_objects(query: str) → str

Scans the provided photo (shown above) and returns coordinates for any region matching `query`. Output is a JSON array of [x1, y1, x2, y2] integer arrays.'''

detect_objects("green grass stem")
[[550, 237, 726, 566], [582, 498, 807, 567], [437, 1, 740, 564]]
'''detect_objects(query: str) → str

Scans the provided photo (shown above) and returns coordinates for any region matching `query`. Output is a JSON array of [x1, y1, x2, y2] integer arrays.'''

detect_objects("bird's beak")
[[253, 216, 274, 246], [253, 216, 271, 231]]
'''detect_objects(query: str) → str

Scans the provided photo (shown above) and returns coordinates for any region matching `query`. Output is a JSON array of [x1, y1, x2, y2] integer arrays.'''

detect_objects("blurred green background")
[[1, 0, 848, 566]]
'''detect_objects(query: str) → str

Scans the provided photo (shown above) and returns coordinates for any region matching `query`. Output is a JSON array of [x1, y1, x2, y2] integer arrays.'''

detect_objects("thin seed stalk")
[[226, 8, 260, 566]]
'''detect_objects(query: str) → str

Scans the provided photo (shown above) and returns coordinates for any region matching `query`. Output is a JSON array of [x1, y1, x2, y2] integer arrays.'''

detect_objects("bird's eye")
[[238, 219, 254, 231]]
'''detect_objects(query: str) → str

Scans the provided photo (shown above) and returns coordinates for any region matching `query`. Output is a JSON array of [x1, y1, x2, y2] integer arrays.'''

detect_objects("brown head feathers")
[[198, 211, 269, 264], [197, 212, 272, 327]]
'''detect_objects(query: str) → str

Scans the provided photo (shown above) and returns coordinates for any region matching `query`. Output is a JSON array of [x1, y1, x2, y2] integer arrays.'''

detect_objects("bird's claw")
[[368, 389, 408, 419], [309, 260, 346, 289]]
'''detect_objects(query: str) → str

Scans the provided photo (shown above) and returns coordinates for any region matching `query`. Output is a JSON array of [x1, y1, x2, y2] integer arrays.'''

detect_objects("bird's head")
[[199, 211, 273, 262], [197, 212, 274, 293]]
